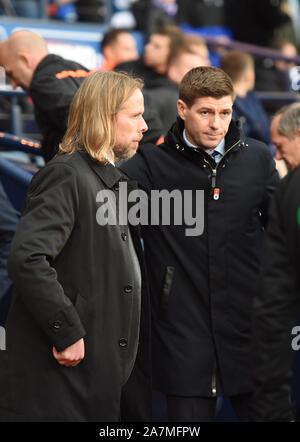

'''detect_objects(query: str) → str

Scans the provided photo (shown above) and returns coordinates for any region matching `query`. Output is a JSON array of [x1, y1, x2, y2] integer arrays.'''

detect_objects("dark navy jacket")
[[121, 117, 279, 397], [233, 90, 273, 152]]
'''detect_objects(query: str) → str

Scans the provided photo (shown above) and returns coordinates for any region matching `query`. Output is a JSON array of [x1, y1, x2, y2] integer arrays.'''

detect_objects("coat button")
[[121, 232, 127, 241], [124, 285, 133, 294], [52, 320, 62, 330], [119, 338, 128, 348]]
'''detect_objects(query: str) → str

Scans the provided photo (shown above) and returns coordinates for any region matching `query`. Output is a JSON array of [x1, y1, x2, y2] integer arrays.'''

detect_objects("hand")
[[52, 338, 85, 367]]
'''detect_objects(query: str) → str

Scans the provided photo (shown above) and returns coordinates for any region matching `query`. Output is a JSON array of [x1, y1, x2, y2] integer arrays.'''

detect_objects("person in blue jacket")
[[221, 50, 274, 155]]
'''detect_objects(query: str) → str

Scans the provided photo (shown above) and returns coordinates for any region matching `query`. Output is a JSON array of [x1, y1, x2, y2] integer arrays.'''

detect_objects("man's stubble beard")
[[113, 144, 139, 164]]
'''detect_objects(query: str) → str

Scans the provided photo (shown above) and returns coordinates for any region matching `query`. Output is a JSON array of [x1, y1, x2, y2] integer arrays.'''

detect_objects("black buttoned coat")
[[0, 151, 151, 421]]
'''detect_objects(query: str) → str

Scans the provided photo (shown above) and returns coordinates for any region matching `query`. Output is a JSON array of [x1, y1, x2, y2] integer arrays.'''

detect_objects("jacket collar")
[[79, 151, 128, 188], [30, 54, 61, 91], [165, 117, 245, 153]]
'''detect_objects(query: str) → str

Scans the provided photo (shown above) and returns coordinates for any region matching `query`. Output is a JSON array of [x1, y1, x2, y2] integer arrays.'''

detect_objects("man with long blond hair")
[[0, 70, 150, 422]]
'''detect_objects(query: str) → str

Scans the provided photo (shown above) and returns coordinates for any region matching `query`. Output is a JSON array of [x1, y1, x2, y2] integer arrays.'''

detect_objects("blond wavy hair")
[[59, 70, 144, 164]]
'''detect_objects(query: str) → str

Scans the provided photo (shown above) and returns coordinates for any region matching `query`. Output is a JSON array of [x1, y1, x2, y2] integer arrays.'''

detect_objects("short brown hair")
[[101, 28, 132, 51], [154, 24, 185, 66], [220, 50, 254, 84], [184, 34, 206, 50], [179, 66, 235, 107], [59, 70, 143, 164]]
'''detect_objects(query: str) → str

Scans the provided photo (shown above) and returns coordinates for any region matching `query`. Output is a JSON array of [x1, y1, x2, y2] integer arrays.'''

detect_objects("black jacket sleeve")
[[30, 73, 85, 161], [7, 163, 86, 351]]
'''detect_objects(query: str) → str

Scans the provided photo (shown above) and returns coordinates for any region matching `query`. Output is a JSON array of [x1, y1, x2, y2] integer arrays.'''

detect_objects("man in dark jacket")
[[0, 70, 151, 421], [252, 103, 300, 421], [120, 66, 279, 421], [0, 30, 89, 162]]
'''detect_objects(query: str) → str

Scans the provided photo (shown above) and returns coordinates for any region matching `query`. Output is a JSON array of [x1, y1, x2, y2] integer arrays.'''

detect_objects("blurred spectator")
[[0, 30, 89, 162], [221, 50, 272, 149], [256, 39, 297, 92], [110, 0, 136, 28], [288, 0, 300, 47], [270, 105, 289, 178], [131, 0, 178, 36], [274, 40, 297, 72], [48, 1, 78, 23], [224, 0, 292, 47], [148, 44, 209, 134], [115, 24, 185, 88], [99, 28, 138, 71], [255, 39, 298, 115], [0, 181, 19, 326], [184, 35, 211, 68], [176, 0, 225, 28], [0, 0, 42, 18], [76, 0, 108, 22], [168, 45, 210, 83]]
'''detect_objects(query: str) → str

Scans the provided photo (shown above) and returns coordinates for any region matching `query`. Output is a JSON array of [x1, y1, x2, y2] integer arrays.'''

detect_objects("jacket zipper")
[[205, 139, 242, 395], [203, 139, 242, 191], [211, 360, 217, 397]]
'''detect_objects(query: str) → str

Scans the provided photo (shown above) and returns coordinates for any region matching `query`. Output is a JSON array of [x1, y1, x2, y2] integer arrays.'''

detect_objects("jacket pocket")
[[74, 291, 88, 327], [159, 266, 175, 320]]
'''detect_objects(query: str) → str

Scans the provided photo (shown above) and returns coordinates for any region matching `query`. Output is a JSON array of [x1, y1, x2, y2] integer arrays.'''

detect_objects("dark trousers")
[[166, 393, 253, 422]]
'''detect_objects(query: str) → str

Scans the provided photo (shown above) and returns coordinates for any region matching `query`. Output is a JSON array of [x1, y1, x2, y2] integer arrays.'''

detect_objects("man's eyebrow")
[[197, 107, 232, 112]]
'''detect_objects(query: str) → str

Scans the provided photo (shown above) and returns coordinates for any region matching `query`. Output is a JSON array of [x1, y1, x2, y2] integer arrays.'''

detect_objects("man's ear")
[[19, 52, 32, 68], [177, 99, 187, 120], [102, 46, 112, 60]]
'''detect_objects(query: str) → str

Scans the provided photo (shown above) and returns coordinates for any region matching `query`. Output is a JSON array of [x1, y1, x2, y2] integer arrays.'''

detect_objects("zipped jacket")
[[29, 54, 89, 162], [120, 117, 279, 397]]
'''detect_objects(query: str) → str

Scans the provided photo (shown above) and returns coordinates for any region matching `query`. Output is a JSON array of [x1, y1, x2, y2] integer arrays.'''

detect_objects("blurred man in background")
[[221, 50, 272, 150], [147, 41, 210, 134], [0, 30, 89, 162], [115, 24, 185, 88], [99, 28, 138, 71]]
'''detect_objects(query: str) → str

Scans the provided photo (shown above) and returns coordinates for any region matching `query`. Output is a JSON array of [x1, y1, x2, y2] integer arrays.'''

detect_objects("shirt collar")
[[183, 129, 225, 157]]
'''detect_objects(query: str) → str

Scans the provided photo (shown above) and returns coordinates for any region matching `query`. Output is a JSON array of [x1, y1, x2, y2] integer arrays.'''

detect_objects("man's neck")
[[233, 81, 249, 98], [148, 63, 167, 75]]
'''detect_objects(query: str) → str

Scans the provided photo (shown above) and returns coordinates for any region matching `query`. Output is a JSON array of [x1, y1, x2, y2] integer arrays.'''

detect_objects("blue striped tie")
[[211, 150, 221, 163]]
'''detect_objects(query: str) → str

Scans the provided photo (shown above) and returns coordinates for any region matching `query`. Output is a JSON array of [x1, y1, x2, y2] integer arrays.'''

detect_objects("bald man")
[[0, 30, 89, 162], [270, 105, 295, 178]]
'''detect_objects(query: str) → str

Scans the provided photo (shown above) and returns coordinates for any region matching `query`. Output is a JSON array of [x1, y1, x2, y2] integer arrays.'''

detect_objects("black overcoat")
[[0, 151, 151, 421]]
